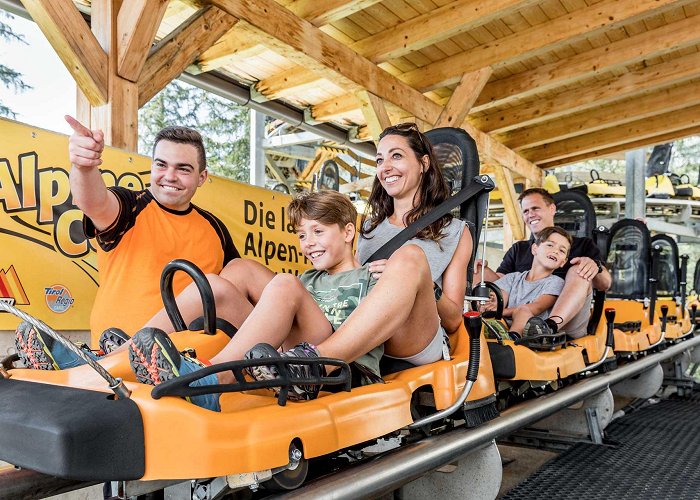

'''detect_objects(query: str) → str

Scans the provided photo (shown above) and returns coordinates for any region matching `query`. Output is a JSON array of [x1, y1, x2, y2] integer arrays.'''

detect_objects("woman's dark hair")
[[361, 123, 452, 241]]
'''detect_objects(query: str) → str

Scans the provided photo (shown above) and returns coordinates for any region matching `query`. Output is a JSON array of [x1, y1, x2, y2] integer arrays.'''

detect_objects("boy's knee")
[[512, 304, 532, 317], [564, 267, 593, 292]]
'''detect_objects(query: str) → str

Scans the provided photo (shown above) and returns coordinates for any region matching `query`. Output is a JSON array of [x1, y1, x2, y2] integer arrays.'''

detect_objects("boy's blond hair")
[[287, 190, 357, 229], [534, 226, 573, 256]]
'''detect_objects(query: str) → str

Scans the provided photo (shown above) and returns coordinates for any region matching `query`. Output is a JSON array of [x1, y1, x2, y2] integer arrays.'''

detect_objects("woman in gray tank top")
[[312, 123, 473, 367]]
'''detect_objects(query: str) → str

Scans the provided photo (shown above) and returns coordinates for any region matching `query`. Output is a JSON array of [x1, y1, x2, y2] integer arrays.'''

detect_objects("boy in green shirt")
[[129, 190, 380, 410]]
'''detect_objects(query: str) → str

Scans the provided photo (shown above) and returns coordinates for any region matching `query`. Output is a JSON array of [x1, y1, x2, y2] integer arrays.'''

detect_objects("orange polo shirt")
[[84, 187, 238, 345]]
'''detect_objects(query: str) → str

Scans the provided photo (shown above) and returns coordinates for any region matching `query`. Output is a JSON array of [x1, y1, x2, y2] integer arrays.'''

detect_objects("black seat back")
[[605, 219, 651, 299], [650, 234, 680, 298], [552, 190, 596, 239], [425, 127, 484, 286]]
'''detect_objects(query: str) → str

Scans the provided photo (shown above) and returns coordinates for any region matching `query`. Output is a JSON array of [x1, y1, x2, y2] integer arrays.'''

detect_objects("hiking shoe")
[[522, 317, 552, 338], [14, 321, 95, 370], [15, 321, 55, 370], [98, 327, 130, 354], [128, 327, 220, 411], [520, 317, 566, 350], [244, 342, 325, 401]]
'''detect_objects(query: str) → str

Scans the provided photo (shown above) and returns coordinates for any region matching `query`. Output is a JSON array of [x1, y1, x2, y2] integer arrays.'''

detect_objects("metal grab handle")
[[0, 302, 130, 399], [408, 312, 482, 430], [160, 259, 217, 334]]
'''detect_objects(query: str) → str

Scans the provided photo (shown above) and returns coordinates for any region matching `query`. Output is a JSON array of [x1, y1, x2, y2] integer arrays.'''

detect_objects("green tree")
[[138, 79, 250, 182], [0, 12, 31, 118]]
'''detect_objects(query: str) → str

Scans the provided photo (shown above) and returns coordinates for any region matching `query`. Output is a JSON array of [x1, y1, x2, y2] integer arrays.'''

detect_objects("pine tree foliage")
[[0, 12, 31, 118], [138, 79, 250, 182]]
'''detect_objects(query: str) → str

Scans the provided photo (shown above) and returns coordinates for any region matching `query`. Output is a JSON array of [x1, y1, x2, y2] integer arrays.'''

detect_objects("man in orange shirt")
[[14, 116, 239, 370]]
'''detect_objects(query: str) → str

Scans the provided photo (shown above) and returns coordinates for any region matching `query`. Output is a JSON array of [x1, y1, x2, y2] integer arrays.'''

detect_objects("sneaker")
[[98, 327, 131, 354], [14, 321, 96, 370], [244, 342, 324, 401], [128, 327, 220, 411], [522, 317, 552, 338], [520, 317, 566, 350]]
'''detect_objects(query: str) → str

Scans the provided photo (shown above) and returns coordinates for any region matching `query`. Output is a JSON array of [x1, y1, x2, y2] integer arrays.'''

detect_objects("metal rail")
[[278, 334, 700, 499]]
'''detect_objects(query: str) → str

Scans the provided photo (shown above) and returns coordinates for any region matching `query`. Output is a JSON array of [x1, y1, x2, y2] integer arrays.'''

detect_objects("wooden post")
[[78, 0, 138, 151]]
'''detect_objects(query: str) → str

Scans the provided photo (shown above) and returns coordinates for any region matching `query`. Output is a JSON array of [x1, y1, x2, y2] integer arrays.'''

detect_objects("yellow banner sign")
[[0, 118, 309, 330]]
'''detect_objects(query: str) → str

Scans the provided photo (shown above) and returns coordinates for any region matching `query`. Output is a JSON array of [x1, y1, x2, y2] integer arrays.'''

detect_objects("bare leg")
[[144, 274, 255, 332], [549, 266, 593, 328], [144, 258, 276, 332], [211, 274, 332, 383], [219, 258, 275, 305], [316, 245, 440, 362], [509, 305, 534, 334]]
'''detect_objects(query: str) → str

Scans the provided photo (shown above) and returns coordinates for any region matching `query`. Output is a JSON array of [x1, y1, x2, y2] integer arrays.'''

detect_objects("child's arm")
[[515, 294, 558, 318]]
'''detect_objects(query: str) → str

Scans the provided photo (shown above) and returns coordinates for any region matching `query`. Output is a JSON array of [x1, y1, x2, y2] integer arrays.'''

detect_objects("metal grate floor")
[[502, 396, 700, 499]]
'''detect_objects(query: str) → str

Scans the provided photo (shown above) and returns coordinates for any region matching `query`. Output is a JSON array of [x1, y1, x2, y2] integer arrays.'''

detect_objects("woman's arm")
[[438, 229, 473, 333]]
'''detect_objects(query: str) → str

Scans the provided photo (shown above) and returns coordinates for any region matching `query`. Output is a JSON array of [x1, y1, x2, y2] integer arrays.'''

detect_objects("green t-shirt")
[[299, 264, 383, 379]]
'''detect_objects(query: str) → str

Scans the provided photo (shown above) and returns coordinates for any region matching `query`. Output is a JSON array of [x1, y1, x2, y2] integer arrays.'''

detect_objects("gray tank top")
[[357, 218, 465, 287]]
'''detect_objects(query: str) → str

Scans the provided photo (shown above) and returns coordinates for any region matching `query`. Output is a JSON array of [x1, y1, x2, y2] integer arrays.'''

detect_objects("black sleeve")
[[82, 186, 142, 252], [194, 208, 240, 265], [496, 245, 518, 275]]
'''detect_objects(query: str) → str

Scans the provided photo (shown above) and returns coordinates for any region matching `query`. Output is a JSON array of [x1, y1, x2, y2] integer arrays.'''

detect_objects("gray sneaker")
[[244, 342, 324, 401]]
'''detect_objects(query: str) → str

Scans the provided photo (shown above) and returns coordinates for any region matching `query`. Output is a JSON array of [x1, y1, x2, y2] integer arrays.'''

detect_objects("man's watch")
[[433, 282, 442, 301], [596, 260, 604, 274]]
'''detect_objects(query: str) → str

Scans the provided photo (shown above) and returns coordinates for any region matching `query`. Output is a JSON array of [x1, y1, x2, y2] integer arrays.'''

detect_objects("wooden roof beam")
[[523, 103, 700, 165], [499, 79, 700, 150], [471, 12, 700, 114], [22, 0, 108, 105], [190, 24, 263, 73], [539, 124, 700, 169], [356, 90, 391, 141], [401, 0, 682, 92], [475, 50, 700, 134], [116, 0, 169, 82], [491, 165, 525, 241], [138, 6, 237, 107], [211, 0, 541, 183], [434, 67, 492, 128]]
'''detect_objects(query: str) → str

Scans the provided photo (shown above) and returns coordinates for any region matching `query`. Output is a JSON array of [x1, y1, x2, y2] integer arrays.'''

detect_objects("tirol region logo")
[[45, 285, 75, 314], [0, 265, 30, 309]]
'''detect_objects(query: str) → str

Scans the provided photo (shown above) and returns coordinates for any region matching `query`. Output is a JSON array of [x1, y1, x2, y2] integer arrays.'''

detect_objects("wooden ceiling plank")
[[434, 67, 492, 128], [539, 124, 700, 169], [255, 0, 534, 101], [22, 0, 108, 105], [401, 0, 682, 93], [523, 102, 700, 164], [472, 12, 700, 113], [285, 0, 384, 26], [491, 165, 525, 241], [499, 79, 700, 149], [116, 0, 169, 82], [474, 49, 700, 134], [356, 90, 392, 141], [352, 0, 540, 64], [212, 0, 541, 183], [138, 6, 238, 107]]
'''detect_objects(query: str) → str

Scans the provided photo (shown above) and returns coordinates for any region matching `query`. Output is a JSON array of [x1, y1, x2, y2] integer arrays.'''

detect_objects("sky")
[[0, 11, 75, 134]]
